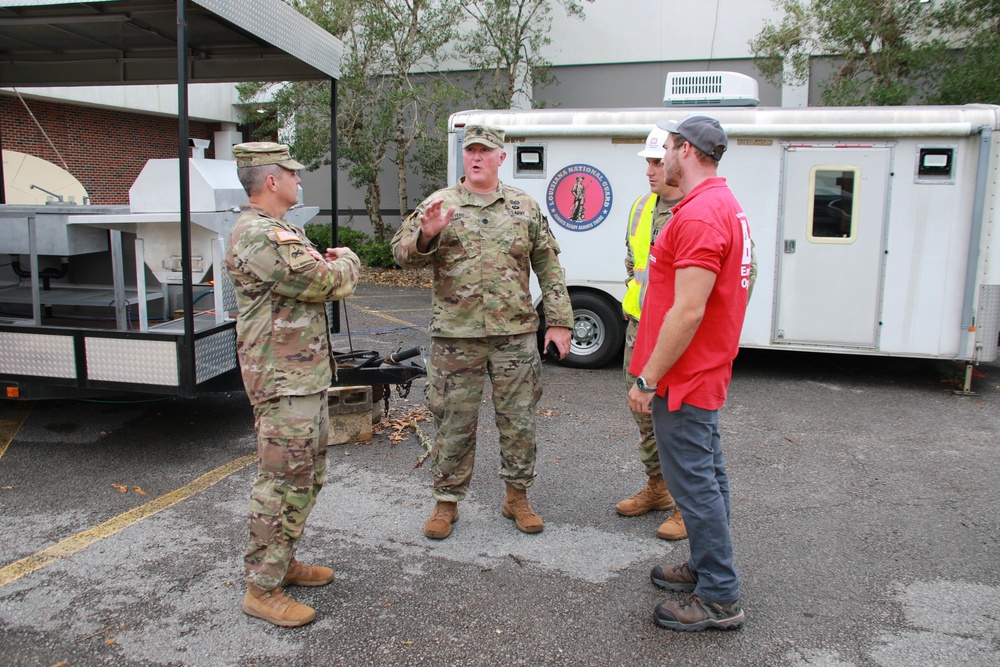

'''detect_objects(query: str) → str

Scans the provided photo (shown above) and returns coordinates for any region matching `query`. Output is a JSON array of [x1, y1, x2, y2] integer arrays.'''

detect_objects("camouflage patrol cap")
[[462, 125, 505, 150], [232, 142, 305, 170]]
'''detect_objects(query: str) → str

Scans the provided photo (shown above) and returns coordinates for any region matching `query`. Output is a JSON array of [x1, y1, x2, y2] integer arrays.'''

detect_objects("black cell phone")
[[545, 341, 560, 361]]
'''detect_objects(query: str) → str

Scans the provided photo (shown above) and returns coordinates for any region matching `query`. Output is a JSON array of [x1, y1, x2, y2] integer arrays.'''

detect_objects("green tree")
[[749, 0, 940, 106], [930, 0, 1000, 104], [238, 0, 596, 246], [457, 0, 592, 109], [339, 0, 464, 238], [239, 0, 463, 241]]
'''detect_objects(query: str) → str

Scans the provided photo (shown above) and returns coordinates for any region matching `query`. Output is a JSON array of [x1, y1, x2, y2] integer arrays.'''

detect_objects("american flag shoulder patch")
[[273, 230, 301, 244]]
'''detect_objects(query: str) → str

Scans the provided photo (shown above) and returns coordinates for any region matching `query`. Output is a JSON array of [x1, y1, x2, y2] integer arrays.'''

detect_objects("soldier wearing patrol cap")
[[391, 124, 574, 539], [225, 141, 360, 627]]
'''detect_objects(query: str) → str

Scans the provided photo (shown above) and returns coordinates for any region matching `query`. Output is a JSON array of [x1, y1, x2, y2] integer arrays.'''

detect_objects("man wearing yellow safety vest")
[[617, 125, 688, 540], [618, 125, 758, 541]]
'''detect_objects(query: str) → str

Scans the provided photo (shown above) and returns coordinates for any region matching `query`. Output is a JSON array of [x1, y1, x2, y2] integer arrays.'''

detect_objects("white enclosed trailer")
[[447, 105, 1000, 390]]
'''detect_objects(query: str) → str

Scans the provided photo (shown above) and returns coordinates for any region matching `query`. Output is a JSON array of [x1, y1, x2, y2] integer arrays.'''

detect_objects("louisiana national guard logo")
[[546, 164, 613, 232]]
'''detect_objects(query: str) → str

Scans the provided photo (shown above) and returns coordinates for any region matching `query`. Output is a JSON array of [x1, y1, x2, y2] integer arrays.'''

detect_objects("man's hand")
[[543, 326, 572, 360], [324, 247, 352, 262], [306, 247, 352, 263], [417, 198, 455, 252], [628, 383, 654, 414]]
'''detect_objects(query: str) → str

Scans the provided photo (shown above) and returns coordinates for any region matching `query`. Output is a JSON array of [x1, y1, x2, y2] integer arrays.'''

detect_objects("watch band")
[[636, 376, 657, 393]]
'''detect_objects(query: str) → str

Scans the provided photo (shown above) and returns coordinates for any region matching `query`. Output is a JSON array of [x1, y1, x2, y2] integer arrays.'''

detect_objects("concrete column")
[[213, 123, 242, 161]]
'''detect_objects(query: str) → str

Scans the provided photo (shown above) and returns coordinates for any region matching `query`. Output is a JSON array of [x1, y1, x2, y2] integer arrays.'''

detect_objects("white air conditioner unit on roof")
[[663, 71, 760, 107]]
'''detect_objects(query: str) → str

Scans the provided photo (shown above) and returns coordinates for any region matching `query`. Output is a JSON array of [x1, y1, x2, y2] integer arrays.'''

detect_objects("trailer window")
[[915, 146, 956, 184], [515, 145, 546, 179], [807, 166, 859, 243]]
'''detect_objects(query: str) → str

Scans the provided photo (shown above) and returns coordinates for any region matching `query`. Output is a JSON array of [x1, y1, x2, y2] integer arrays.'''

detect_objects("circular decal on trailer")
[[546, 164, 613, 232]]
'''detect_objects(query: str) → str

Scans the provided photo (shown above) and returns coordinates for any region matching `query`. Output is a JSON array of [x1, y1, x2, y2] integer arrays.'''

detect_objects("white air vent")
[[663, 71, 759, 107]]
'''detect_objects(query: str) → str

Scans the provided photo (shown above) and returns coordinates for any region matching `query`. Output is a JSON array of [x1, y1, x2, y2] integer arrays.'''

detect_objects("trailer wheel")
[[562, 292, 625, 369]]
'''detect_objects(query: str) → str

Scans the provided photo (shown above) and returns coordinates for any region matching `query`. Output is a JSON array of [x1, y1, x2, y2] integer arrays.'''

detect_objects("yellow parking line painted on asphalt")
[[348, 303, 422, 328], [0, 404, 32, 462], [0, 454, 256, 588]]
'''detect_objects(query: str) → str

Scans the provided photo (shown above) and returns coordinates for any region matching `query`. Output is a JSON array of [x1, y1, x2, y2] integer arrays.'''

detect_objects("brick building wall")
[[0, 95, 220, 205]]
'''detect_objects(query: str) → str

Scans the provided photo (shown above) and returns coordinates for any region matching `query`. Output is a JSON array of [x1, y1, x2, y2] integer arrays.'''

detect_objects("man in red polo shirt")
[[628, 114, 753, 632]]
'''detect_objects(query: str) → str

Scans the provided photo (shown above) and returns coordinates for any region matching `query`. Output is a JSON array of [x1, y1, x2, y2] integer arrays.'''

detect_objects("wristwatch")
[[635, 376, 658, 393]]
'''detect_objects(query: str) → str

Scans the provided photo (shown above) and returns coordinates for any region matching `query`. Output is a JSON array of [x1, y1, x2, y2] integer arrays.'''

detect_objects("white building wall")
[[541, 0, 772, 65], [1, 83, 242, 123]]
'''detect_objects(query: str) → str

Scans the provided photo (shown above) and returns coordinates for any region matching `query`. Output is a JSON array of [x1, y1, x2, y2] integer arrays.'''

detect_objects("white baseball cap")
[[637, 125, 670, 159]]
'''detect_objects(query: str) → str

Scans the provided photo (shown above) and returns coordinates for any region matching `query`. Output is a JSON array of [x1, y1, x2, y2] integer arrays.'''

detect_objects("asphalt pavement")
[[0, 281, 998, 667]]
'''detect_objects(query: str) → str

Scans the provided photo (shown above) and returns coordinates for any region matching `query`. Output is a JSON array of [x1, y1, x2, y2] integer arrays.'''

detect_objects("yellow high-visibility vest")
[[622, 193, 658, 319]]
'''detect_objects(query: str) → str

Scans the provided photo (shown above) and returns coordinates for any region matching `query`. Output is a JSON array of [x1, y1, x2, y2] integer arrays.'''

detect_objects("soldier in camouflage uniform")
[[225, 142, 360, 628], [391, 125, 573, 539]]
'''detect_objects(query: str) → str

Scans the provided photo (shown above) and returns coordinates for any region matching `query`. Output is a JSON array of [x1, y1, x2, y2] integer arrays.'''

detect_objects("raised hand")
[[419, 198, 456, 240]]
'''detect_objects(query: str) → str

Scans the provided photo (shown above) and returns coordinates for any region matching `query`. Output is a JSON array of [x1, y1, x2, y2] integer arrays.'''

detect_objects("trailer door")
[[774, 146, 891, 347]]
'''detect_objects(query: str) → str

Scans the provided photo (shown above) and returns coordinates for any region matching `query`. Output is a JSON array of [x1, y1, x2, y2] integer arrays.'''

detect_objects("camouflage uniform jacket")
[[225, 204, 360, 405], [391, 180, 573, 337]]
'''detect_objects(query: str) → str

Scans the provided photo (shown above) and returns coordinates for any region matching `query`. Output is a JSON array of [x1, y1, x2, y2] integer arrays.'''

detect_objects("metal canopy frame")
[[0, 0, 342, 85], [0, 0, 343, 397]]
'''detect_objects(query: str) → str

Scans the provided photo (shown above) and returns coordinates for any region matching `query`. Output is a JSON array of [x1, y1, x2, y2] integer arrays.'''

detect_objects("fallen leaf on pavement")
[[374, 405, 432, 445]]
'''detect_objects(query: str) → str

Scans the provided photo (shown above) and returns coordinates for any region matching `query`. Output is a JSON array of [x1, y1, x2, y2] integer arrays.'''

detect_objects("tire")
[[561, 292, 625, 369]]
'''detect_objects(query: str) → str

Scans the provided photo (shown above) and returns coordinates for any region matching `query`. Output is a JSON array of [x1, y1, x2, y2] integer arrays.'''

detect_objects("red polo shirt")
[[629, 177, 752, 411]]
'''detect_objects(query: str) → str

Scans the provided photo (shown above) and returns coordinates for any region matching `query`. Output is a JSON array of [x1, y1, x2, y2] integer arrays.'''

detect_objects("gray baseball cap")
[[657, 115, 728, 161]]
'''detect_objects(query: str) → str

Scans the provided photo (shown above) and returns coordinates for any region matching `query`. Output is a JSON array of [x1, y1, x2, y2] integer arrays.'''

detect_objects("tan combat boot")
[[281, 558, 334, 587], [502, 485, 544, 533], [615, 475, 676, 516], [656, 508, 688, 540], [242, 585, 316, 627], [424, 500, 459, 539]]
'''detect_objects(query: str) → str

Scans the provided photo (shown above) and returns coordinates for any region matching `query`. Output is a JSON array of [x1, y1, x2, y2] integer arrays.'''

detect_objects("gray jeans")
[[652, 393, 740, 603]]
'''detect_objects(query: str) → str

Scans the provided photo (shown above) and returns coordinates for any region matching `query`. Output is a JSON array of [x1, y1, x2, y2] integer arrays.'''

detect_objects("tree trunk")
[[366, 180, 386, 242], [396, 144, 410, 221], [510, 58, 532, 109]]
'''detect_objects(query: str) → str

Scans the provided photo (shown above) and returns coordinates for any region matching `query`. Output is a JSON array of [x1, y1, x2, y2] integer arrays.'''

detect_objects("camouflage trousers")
[[244, 391, 329, 590], [624, 317, 662, 477], [426, 333, 543, 502]]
